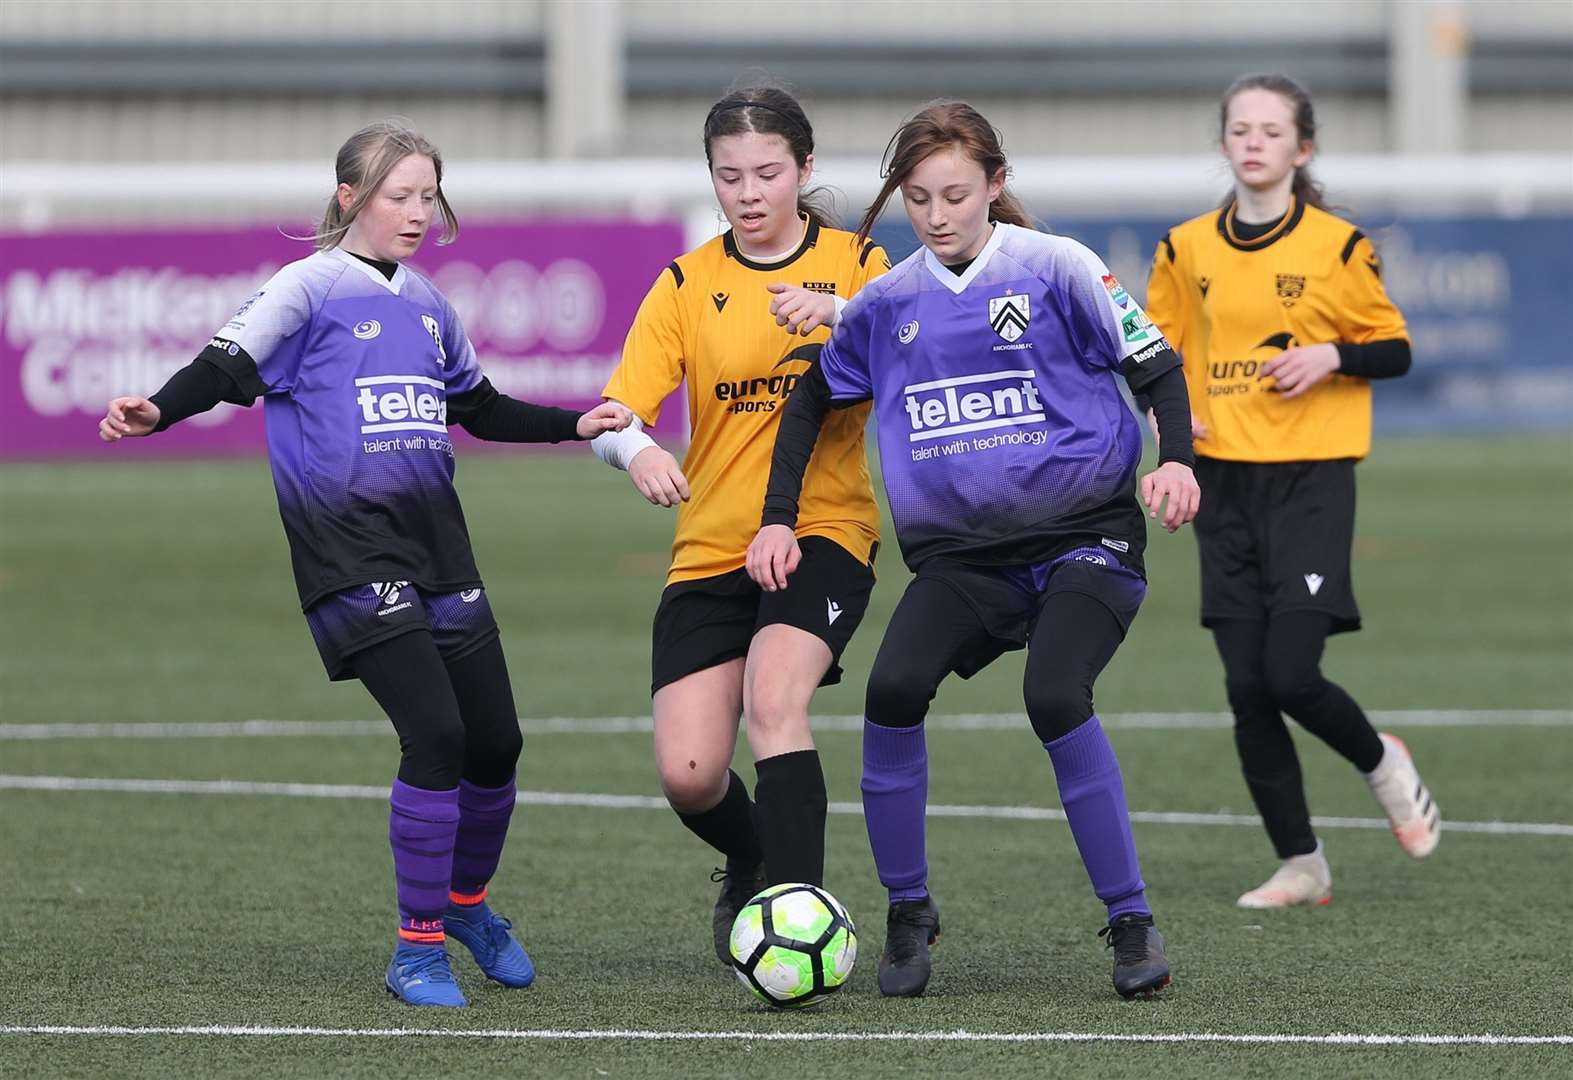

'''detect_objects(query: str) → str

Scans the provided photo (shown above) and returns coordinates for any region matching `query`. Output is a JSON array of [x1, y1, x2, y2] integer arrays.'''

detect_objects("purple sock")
[[390, 779, 460, 943], [450, 775, 517, 904], [861, 720, 930, 903], [1044, 716, 1150, 922]]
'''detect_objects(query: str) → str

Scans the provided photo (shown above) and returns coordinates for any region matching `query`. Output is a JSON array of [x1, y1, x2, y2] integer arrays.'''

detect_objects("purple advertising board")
[[0, 221, 686, 458]]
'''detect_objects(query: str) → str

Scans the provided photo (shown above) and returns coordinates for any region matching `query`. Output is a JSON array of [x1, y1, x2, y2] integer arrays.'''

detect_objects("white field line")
[[2, 709, 1569, 741], [2, 774, 1568, 838], [0, 1025, 1568, 1046]]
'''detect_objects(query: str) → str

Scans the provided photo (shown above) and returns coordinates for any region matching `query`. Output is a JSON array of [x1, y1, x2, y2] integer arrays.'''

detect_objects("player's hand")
[[628, 446, 690, 508], [577, 400, 633, 439], [745, 524, 802, 592], [1140, 461, 1200, 532], [767, 283, 836, 336], [99, 396, 160, 442], [1260, 343, 1340, 400]]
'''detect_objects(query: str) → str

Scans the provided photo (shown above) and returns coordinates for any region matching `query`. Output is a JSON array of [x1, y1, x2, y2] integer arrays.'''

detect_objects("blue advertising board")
[[873, 215, 1573, 433]]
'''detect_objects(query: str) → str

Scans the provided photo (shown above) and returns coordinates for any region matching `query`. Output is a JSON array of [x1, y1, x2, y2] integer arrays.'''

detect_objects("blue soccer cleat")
[[385, 942, 468, 1008], [445, 900, 536, 988]]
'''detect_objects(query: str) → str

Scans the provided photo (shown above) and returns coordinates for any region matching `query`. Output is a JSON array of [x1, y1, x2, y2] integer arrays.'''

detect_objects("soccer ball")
[[728, 882, 857, 1008]]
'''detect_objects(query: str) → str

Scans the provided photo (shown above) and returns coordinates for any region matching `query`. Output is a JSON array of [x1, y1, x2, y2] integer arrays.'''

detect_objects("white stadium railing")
[[5, 155, 1571, 245]]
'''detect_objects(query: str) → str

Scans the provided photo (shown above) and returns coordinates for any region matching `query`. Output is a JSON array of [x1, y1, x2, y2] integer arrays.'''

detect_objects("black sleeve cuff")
[[1336, 339, 1412, 379]]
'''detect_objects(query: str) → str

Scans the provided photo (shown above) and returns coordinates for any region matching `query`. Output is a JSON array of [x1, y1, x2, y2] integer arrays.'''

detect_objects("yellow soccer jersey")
[[1145, 198, 1409, 463], [604, 218, 889, 584]]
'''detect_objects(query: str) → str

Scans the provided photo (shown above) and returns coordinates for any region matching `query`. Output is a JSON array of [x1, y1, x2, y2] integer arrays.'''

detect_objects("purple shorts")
[[305, 582, 499, 681]]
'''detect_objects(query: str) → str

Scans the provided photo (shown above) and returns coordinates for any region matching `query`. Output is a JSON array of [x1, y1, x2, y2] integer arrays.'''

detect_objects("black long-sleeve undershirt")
[[1335, 338, 1411, 379], [146, 353, 583, 443], [761, 361, 845, 530], [1140, 365, 1195, 468]]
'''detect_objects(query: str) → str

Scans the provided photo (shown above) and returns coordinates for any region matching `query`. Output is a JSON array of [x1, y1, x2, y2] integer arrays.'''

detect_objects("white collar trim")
[[332, 247, 407, 294], [923, 223, 1009, 295]]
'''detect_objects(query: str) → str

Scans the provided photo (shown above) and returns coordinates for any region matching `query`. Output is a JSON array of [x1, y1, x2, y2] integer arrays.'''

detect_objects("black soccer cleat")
[[1098, 913, 1172, 1000], [710, 862, 766, 966], [878, 895, 942, 997]]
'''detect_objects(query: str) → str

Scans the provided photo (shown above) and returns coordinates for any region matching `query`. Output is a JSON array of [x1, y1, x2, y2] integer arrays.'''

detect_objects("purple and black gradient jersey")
[[819, 224, 1181, 573], [205, 248, 486, 607]]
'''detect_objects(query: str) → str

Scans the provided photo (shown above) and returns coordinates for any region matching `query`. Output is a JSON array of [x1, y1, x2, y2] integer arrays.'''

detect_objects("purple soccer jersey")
[[207, 248, 486, 607], [819, 224, 1180, 571]]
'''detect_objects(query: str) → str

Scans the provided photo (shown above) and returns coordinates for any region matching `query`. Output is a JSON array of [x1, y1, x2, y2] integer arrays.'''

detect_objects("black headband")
[[706, 98, 805, 133]]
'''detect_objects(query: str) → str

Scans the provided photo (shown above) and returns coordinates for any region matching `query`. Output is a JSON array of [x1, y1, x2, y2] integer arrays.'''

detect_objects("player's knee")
[[397, 714, 466, 790], [1263, 658, 1325, 711], [1023, 680, 1092, 742], [462, 723, 522, 788], [1224, 672, 1273, 717], [658, 760, 729, 813], [864, 660, 936, 729]]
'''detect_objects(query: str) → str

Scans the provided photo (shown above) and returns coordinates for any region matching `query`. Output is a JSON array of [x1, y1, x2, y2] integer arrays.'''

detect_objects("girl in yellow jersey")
[[591, 85, 888, 962], [1144, 74, 1441, 909]]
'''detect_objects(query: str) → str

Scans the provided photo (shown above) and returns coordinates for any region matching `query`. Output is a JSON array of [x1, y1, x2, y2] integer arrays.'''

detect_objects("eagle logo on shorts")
[[988, 293, 1030, 342]]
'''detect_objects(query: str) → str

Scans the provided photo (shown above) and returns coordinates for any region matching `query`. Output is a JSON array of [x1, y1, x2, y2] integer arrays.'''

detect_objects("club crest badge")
[[1276, 273, 1306, 307], [988, 293, 1030, 343]]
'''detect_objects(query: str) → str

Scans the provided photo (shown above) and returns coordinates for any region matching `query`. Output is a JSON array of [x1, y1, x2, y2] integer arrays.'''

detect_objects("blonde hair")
[[310, 120, 458, 251]]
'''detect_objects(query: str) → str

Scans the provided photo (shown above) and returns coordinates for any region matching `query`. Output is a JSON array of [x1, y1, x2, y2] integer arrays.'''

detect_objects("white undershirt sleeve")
[[591, 403, 658, 471]]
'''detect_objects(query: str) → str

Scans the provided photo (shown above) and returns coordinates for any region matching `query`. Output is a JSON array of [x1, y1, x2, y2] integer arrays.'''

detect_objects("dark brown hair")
[[1219, 73, 1329, 211], [703, 84, 834, 230], [856, 101, 1033, 246], [310, 120, 458, 251]]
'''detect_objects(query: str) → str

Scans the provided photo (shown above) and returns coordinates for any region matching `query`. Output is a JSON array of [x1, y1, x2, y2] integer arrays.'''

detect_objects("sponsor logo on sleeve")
[[1121, 309, 1159, 344], [1102, 274, 1130, 308], [1129, 340, 1170, 365]]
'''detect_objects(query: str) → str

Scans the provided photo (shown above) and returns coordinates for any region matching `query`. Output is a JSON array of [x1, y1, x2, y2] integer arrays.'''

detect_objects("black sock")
[[675, 769, 763, 870], [752, 749, 828, 887]]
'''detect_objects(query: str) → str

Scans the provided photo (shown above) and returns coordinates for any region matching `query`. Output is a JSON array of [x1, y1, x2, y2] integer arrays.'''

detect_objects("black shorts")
[[650, 535, 877, 695], [305, 582, 500, 681], [912, 548, 1148, 679], [1193, 457, 1361, 634]]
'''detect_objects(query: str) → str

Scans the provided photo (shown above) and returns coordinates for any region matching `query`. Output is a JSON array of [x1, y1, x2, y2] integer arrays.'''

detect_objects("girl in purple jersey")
[[99, 121, 630, 1008], [747, 102, 1199, 1000]]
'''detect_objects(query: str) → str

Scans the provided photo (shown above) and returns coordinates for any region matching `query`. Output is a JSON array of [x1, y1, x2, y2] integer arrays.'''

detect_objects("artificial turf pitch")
[[2, 436, 1569, 1078]]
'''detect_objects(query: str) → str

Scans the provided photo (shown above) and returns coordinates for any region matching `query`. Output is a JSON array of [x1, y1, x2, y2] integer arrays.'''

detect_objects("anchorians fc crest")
[[988, 293, 1030, 342]]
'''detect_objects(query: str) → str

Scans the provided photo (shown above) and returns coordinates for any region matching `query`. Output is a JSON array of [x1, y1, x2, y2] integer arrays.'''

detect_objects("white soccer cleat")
[[1236, 842, 1333, 909], [1364, 733, 1441, 858]]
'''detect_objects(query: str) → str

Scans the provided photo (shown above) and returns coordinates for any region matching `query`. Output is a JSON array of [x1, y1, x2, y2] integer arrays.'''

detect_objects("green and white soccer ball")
[[727, 882, 857, 1008]]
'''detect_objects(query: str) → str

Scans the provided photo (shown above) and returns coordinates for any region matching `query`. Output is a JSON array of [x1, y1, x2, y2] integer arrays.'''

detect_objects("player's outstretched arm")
[[99, 396, 161, 442]]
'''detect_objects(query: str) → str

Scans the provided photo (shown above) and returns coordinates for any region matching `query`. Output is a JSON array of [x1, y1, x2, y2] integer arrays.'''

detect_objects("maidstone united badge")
[[988, 293, 1031, 342], [1276, 273, 1306, 307]]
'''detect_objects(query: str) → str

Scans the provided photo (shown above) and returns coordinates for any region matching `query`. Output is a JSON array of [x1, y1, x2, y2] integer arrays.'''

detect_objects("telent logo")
[[902, 369, 1045, 443], [355, 375, 448, 434]]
